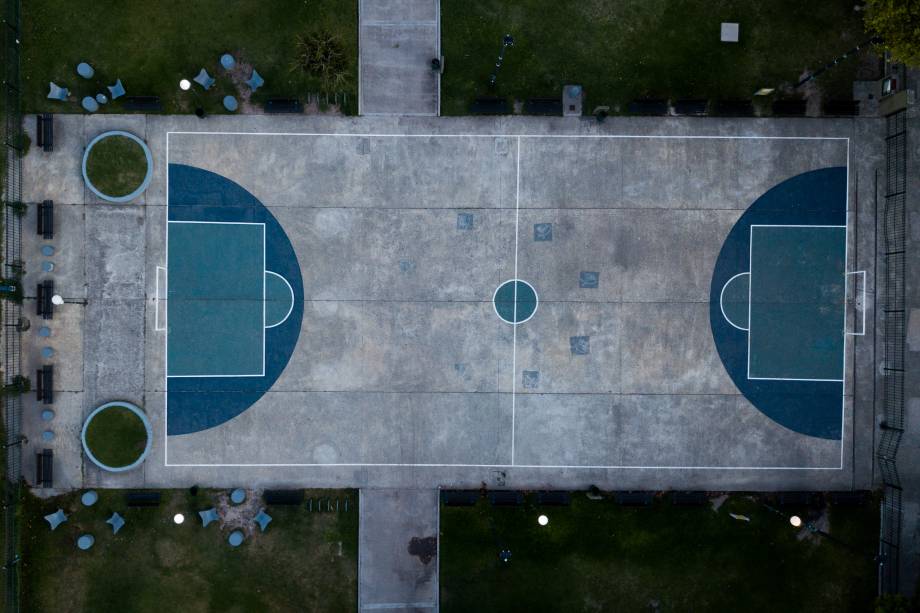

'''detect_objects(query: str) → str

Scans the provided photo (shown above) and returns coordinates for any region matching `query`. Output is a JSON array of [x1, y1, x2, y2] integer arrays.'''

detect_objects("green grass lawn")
[[84, 137, 148, 199], [441, 493, 879, 612], [22, 0, 357, 115], [441, 0, 871, 115], [21, 488, 358, 612]]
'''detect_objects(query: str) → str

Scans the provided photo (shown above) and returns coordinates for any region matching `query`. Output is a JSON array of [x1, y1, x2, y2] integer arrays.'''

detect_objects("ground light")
[[179, 79, 191, 91], [538, 514, 549, 526], [789, 515, 803, 528], [173, 513, 185, 525]]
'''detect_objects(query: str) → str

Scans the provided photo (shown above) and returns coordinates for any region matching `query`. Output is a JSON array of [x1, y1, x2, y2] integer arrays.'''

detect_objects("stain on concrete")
[[408, 536, 438, 564]]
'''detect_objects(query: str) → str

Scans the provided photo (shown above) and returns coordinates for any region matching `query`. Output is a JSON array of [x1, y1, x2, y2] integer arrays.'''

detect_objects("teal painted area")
[[748, 226, 846, 380], [494, 280, 537, 324], [265, 272, 293, 327], [168, 222, 265, 376], [720, 274, 749, 330]]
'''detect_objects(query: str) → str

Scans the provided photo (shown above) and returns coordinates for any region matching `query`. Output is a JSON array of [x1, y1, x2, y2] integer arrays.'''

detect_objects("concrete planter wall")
[[81, 130, 153, 203], [81, 401, 152, 472]]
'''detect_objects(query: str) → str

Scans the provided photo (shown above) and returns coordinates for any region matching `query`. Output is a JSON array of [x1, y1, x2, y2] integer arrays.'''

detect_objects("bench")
[[37, 200, 53, 239], [537, 491, 571, 506], [36, 114, 53, 152], [673, 99, 708, 116], [488, 490, 524, 506], [823, 100, 860, 117], [615, 491, 654, 507], [772, 99, 807, 117], [123, 96, 162, 112], [627, 99, 669, 116], [524, 98, 563, 116], [126, 491, 162, 507], [714, 99, 754, 117], [263, 489, 305, 506], [469, 97, 510, 115], [264, 98, 303, 114], [671, 491, 708, 506], [828, 491, 868, 506], [35, 449, 53, 488], [776, 491, 817, 507], [441, 490, 479, 506], [35, 365, 53, 404], [36, 279, 53, 319]]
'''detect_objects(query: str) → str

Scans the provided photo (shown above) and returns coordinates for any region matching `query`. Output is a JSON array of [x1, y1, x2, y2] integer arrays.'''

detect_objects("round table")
[[228, 530, 244, 547], [220, 53, 236, 70], [38, 327, 51, 338], [230, 488, 246, 504], [77, 534, 95, 550], [41, 347, 55, 360], [77, 62, 94, 79], [41, 245, 54, 257], [81, 490, 98, 506], [41, 261, 54, 273], [41, 430, 54, 442], [223, 95, 238, 112], [81, 96, 99, 112], [40, 409, 55, 421]]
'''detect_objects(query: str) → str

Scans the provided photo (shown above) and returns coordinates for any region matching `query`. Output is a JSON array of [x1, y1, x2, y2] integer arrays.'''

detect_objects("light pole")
[[489, 34, 515, 88], [180, 79, 205, 118]]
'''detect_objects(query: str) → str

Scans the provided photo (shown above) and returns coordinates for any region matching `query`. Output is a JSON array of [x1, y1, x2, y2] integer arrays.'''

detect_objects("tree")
[[865, 0, 920, 66]]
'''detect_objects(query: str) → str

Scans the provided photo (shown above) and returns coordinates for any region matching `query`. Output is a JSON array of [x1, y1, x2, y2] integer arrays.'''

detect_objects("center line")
[[511, 136, 521, 466]]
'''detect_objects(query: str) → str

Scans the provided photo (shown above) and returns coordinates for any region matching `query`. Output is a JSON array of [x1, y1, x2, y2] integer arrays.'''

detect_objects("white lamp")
[[789, 515, 802, 528], [173, 513, 185, 525], [179, 79, 191, 91], [538, 514, 549, 526]]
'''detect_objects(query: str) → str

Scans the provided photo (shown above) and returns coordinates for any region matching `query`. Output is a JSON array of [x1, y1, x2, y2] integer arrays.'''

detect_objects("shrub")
[[291, 31, 349, 90]]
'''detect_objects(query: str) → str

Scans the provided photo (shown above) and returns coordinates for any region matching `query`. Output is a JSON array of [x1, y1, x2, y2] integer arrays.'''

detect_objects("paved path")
[[359, 489, 439, 612], [359, 0, 440, 116]]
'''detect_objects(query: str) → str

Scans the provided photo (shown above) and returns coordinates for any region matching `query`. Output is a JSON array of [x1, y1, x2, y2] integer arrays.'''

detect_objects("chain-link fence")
[[878, 108, 907, 596], [1, 0, 22, 610]]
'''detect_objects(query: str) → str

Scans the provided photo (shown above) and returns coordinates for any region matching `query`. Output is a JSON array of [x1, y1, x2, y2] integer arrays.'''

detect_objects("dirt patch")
[[215, 489, 264, 536], [408, 535, 438, 564]]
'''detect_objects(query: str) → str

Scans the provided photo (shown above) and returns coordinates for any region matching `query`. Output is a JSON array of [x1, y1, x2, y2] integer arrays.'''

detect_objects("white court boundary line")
[[264, 271, 295, 328], [163, 131, 851, 471], [165, 220, 267, 379], [845, 270, 867, 336], [719, 272, 750, 331], [746, 224, 848, 383]]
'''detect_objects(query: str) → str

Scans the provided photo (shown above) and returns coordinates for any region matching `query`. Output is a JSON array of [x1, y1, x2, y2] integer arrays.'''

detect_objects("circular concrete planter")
[[81, 130, 153, 203], [81, 401, 152, 472]]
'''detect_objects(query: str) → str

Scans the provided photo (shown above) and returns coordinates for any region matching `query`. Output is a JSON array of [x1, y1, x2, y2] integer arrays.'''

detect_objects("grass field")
[[82, 404, 148, 467], [441, 0, 873, 115], [84, 137, 149, 199], [22, 489, 358, 612], [441, 493, 879, 612], [22, 0, 357, 115]]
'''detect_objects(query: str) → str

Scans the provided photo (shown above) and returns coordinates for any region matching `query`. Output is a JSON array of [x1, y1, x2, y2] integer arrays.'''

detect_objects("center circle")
[[493, 279, 538, 324]]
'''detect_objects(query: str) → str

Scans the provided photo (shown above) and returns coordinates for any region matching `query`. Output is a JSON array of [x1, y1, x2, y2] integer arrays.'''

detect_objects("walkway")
[[359, 489, 439, 611], [358, 0, 440, 116]]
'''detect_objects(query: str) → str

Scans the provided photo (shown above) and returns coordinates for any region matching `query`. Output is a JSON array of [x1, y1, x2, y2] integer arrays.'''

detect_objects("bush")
[[291, 31, 349, 90], [866, 0, 920, 66], [19, 132, 30, 158]]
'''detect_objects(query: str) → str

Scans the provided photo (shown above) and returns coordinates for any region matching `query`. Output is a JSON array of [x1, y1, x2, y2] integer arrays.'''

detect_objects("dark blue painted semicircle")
[[167, 164, 304, 436], [709, 167, 846, 440]]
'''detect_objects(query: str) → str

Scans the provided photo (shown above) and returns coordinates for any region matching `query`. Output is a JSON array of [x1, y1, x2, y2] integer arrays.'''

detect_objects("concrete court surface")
[[16, 113, 882, 496], [359, 0, 440, 115], [359, 489, 439, 611]]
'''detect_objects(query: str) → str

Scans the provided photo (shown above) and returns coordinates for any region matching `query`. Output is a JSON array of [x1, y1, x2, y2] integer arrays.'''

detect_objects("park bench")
[[828, 491, 868, 506], [673, 99, 709, 116], [469, 97, 510, 115], [35, 365, 53, 404], [123, 96, 162, 112], [671, 491, 708, 506], [615, 491, 654, 507], [126, 491, 162, 507], [714, 99, 754, 116], [776, 491, 818, 507], [263, 489, 305, 505], [35, 449, 53, 488], [772, 99, 807, 117], [264, 98, 303, 113], [524, 97, 563, 116], [823, 100, 860, 116], [36, 114, 53, 152], [441, 490, 478, 506], [488, 490, 524, 507], [627, 99, 668, 115], [37, 200, 53, 239], [537, 491, 571, 506], [36, 279, 53, 319]]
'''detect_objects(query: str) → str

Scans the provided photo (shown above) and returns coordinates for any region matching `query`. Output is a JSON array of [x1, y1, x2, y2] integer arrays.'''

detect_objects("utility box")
[[563, 84, 583, 116]]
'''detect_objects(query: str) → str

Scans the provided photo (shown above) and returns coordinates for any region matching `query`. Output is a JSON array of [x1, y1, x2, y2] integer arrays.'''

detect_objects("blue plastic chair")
[[193, 68, 215, 90], [245, 69, 264, 92], [47, 82, 69, 101], [44, 509, 67, 530], [107, 79, 125, 100], [220, 53, 235, 70], [76, 62, 94, 79], [198, 508, 219, 527], [107, 512, 125, 534], [254, 509, 272, 532]]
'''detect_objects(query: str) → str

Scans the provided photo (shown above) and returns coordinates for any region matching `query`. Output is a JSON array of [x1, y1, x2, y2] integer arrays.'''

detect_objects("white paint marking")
[[719, 272, 750, 331], [264, 271, 295, 328]]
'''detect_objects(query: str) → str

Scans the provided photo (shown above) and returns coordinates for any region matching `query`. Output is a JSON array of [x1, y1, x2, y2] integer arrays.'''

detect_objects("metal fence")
[[878, 108, 907, 595], [1, 0, 22, 611]]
